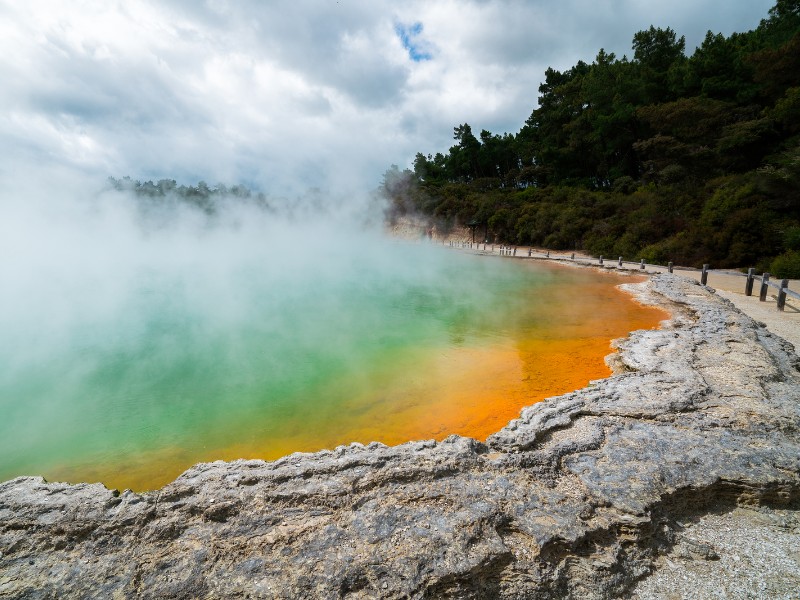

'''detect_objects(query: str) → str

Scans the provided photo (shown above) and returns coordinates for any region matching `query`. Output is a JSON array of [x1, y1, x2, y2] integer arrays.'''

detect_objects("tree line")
[[382, 0, 800, 277], [107, 176, 271, 215]]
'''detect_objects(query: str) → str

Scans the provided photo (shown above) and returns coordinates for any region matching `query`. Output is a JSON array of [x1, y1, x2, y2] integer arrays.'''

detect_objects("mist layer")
[[0, 185, 665, 490]]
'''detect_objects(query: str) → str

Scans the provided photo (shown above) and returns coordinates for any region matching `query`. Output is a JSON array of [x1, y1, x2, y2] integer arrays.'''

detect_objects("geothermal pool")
[[0, 239, 664, 491]]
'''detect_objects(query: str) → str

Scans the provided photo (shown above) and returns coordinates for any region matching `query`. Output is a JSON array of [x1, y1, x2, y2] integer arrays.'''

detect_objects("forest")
[[381, 0, 800, 277]]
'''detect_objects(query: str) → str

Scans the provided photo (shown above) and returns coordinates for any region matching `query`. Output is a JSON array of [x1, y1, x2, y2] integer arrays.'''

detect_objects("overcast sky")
[[0, 0, 775, 197]]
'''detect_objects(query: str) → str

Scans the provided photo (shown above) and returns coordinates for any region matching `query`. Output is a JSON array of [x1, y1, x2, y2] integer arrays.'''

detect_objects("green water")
[[1, 240, 565, 488]]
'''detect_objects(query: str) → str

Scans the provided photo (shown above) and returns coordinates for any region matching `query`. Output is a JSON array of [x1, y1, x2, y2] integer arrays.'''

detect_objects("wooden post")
[[745, 268, 755, 296], [701, 264, 709, 286], [777, 279, 789, 311], [759, 273, 770, 301], [668, 262, 673, 273], [599, 255, 604, 265], [618, 256, 623, 267]]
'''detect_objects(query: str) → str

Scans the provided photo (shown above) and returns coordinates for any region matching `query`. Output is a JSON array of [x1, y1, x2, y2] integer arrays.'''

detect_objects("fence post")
[[759, 273, 770, 301], [599, 255, 604, 265], [745, 268, 755, 296], [640, 259, 645, 270], [777, 280, 789, 311], [668, 262, 673, 273], [701, 264, 709, 286], [618, 256, 623, 267]]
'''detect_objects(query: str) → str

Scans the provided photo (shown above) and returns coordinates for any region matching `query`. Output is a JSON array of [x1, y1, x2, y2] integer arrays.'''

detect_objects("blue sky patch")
[[395, 21, 432, 62]]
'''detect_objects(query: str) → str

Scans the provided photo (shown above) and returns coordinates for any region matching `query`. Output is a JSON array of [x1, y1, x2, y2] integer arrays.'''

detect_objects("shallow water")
[[0, 244, 665, 491]]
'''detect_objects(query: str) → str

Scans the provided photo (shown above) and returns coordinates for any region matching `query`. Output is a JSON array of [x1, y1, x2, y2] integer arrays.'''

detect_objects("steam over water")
[[0, 183, 665, 490]]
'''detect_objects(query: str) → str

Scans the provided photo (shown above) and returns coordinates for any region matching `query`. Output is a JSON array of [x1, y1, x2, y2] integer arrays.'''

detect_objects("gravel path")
[[630, 507, 800, 600]]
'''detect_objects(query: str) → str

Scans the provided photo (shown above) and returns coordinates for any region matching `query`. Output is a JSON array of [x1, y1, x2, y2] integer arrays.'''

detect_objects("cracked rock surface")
[[1, 274, 799, 599]]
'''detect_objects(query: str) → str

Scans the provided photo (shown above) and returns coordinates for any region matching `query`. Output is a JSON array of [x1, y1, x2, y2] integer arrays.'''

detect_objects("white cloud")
[[0, 0, 775, 195]]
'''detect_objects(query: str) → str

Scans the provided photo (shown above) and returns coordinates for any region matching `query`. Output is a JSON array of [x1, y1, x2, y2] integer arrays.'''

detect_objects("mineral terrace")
[[1, 273, 799, 599]]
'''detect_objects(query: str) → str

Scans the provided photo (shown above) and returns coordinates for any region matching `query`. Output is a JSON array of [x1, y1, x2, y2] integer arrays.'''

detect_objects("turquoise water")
[[1, 237, 567, 489]]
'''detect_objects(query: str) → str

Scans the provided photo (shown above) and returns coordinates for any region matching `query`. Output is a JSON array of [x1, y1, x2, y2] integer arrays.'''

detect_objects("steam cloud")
[[0, 174, 520, 482]]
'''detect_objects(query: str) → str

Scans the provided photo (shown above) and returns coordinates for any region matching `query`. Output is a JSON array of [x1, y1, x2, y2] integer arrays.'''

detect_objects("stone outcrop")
[[1, 274, 798, 599]]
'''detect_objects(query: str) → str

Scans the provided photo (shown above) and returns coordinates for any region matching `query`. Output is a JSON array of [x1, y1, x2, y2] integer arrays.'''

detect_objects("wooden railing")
[[444, 241, 798, 312], [715, 267, 798, 312]]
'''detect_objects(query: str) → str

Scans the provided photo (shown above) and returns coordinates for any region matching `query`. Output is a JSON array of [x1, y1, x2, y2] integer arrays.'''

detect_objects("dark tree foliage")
[[381, 0, 800, 277], [106, 176, 271, 215]]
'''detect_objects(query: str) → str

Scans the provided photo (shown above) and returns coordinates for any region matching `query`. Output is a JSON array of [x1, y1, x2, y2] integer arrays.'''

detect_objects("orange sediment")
[[223, 271, 668, 464], [318, 274, 668, 447], [41, 266, 669, 492]]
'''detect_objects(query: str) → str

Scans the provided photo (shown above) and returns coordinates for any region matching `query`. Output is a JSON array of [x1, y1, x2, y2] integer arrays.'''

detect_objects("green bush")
[[639, 242, 670, 265], [769, 251, 800, 279]]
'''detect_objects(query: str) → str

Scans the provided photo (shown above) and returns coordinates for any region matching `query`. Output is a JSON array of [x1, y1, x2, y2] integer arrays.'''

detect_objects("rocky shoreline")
[[1, 274, 799, 599]]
